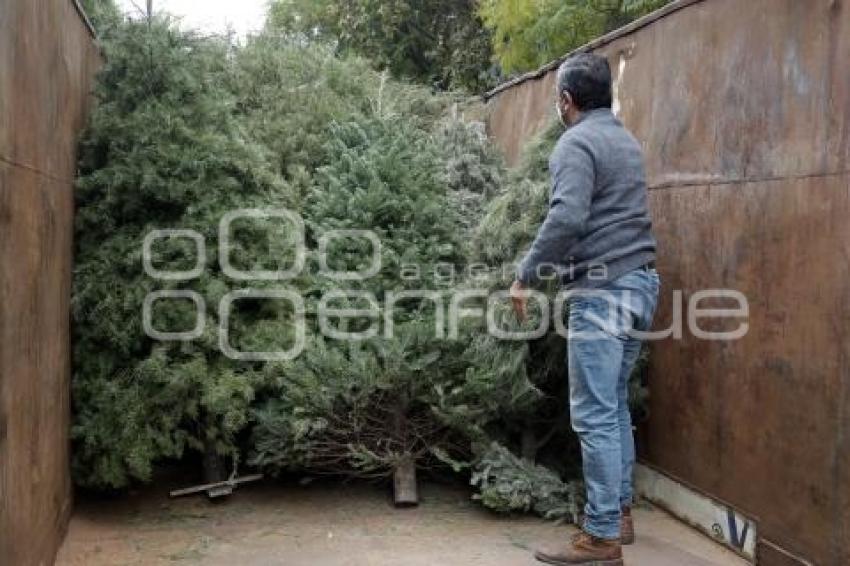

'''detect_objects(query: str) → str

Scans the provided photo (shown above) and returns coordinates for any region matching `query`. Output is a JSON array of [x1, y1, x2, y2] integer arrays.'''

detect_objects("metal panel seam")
[[0, 155, 75, 185], [648, 168, 850, 191]]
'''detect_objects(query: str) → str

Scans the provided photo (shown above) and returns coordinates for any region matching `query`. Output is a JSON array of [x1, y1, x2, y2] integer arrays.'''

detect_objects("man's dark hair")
[[556, 53, 613, 111]]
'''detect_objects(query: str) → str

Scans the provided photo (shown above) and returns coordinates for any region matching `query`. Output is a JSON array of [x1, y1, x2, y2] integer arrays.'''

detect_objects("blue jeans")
[[566, 267, 660, 540]]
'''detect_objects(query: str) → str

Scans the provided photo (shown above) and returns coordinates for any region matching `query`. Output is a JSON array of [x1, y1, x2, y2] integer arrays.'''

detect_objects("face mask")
[[555, 100, 569, 127]]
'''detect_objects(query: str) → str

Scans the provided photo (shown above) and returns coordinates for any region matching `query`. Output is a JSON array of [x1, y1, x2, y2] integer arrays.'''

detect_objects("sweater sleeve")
[[516, 135, 596, 284]]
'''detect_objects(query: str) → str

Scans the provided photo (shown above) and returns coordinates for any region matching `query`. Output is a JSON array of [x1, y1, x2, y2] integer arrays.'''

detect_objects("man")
[[510, 53, 659, 566]]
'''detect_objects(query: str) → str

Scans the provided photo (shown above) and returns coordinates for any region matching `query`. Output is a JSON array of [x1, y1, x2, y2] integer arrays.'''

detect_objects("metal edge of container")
[[634, 462, 759, 563], [71, 0, 99, 40]]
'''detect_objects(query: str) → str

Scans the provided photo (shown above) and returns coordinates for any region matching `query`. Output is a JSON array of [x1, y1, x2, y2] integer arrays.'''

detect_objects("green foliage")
[[305, 116, 464, 292], [227, 33, 456, 182], [230, 34, 552, 486], [471, 442, 583, 521], [251, 324, 466, 477], [471, 120, 563, 266], [266, 0, 498, 92], [79, 0, 122, 33], [71, 17, 503, 490], [71, 11, 649, 523], [72, 17, 291, 488], [435, 111, 505, 237], [247, 100, 503, 481], [479, 0, 673, 74]]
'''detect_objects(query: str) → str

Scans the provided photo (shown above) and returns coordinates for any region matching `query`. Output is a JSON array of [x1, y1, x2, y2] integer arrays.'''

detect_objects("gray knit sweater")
[[516, 108, 656, 288]]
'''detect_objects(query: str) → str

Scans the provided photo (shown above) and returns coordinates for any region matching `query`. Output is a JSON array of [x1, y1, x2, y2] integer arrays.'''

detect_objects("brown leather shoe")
[[534, 531, 624, 565], [620, 506, 635, 545]]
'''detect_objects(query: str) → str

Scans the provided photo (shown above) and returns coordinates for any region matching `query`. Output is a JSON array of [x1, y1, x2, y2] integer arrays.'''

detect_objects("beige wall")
[[0, 1, 101, 564], [485, 1, 850, 564]]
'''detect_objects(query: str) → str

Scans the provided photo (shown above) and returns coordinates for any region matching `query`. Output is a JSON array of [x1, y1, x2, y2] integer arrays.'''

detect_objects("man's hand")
[[510, 280, 528, 323]]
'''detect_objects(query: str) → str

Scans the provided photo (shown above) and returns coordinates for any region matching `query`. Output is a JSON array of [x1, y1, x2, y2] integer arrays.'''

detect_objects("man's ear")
[[561, 91, 573, 111]]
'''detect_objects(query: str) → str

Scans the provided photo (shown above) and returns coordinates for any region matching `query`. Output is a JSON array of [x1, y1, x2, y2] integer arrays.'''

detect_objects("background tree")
[[79, 0, 122, 32], [266, 0, 498, 92], [478, 0, 672, 74]]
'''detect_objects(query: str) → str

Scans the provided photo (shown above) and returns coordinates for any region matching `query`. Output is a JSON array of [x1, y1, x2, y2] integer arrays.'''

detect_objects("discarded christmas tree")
[[71, 15, 620, 520], [249, 111, 478, 505], [72, 17, 294, 488]]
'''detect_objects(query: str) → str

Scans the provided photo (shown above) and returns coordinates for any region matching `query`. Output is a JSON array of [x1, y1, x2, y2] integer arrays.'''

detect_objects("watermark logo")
[[143, 229, 206, 280], [142, 208, 750, 361], [218, 289, 306, 361], [219, 208, 305, 281], [143, 290, 206, 341]]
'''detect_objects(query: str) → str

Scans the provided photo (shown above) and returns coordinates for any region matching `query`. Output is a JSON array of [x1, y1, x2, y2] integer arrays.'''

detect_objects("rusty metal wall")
[[0, 1, 101, 565], [484, 1, 850, 564]]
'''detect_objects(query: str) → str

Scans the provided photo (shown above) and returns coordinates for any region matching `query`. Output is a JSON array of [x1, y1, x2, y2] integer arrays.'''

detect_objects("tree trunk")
[[390, 388, 418, 507], [203, 437, 227, 484], [393, 454, 419, 507], [521, 423, 537, 462]]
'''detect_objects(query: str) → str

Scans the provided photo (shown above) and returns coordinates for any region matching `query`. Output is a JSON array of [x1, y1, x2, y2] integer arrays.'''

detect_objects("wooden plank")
[[169, 474, 264, 498]]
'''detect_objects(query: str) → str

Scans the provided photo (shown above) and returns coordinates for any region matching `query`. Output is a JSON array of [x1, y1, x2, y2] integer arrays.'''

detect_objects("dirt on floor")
[[57, 477, 747, 566]]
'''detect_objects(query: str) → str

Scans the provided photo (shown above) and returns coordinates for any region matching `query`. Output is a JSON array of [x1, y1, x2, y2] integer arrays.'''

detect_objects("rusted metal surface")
[[484, 1, 850, 564], [0, 1, 101, 565]]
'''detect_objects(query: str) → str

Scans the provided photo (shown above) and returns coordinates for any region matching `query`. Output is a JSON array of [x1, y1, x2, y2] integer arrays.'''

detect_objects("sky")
[[115, 0, 270, 37]]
